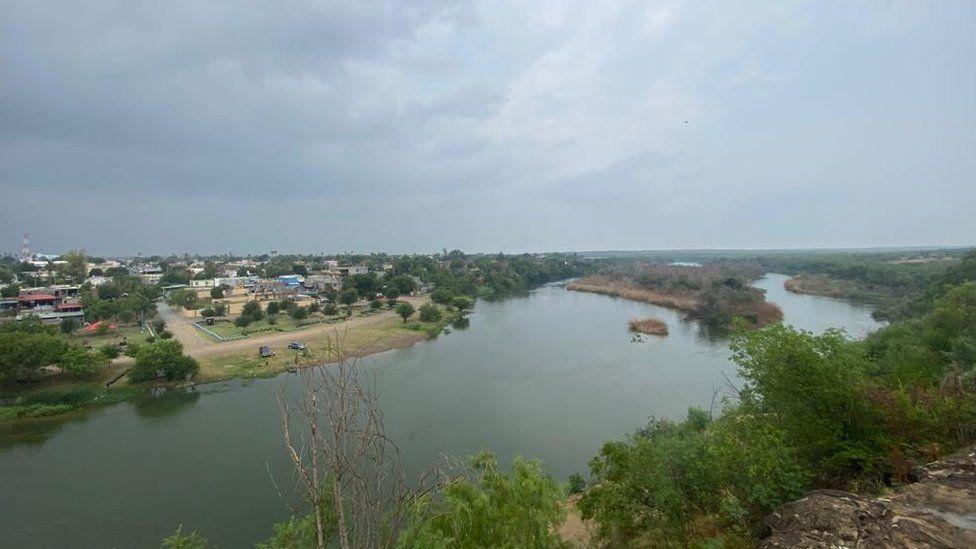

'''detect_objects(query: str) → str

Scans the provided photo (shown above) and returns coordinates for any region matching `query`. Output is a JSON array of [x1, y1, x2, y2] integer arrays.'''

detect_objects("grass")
[[70, 324, 153, 347], [0, 382, 141, 423]]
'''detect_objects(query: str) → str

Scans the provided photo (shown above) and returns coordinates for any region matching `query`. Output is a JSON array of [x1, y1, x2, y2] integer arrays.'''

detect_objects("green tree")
[[430, 287, 455, 304], [59, 348, 107, 378], [60, 318, 81, 334], [61, 250, 89, 283], [130, 340, 199, 382], [418, 303, 442, 323], [266, 301, 281, 315], [398, 452, 566, 548], [241, 300, 264, 321], [452, 296, 473, 311], [160, 525, 209, 549], [210, 285, 225, 299], [396, 302, 415, 323], [339, 288, 358, 315], [370, 298, 382, 311]]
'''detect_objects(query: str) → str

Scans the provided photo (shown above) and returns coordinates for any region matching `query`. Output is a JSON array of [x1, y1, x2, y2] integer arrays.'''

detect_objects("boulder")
[[759, 445, 976, 548]]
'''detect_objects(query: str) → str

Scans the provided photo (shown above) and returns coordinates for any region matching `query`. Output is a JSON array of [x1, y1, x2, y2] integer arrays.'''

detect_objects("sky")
[[1, 0, 974, 256]]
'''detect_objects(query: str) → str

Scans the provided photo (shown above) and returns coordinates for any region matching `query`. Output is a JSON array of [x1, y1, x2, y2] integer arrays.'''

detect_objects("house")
[[304, 273, 342, 292], [190, 279, 215, 288], [138, 266, 163, 284], [15, 292, 85, 324], [335, 266, 368, 277]]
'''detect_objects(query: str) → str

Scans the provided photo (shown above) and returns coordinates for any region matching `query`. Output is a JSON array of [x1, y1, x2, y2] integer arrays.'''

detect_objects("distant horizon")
[[5, 243, 973, 260]]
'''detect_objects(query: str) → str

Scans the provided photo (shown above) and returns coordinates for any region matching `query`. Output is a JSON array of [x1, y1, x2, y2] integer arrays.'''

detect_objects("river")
[[0, 273, 882, 548]]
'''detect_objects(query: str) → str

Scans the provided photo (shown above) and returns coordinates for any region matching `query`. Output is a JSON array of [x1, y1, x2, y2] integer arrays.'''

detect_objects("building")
[[304, 273, 342, 292], [14, 292, 85, 325], [138, 266, 163, 284], [190, 279, 215, 288], [277, 274, 304, 287], [335, 265, 368, 277]]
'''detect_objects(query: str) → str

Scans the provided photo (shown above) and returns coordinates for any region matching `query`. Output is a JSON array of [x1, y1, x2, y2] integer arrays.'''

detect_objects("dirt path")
[[158, 296, 428, 359]]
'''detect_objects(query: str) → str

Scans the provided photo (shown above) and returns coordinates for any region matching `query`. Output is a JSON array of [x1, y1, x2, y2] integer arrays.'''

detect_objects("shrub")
[[323, 303, 339, 316], [289, 305, 309, 320], [418, 303, 442, 323], [60, 318, 81, 334], [452, 296, 473, 311], [398, 452, 566, 548], [159, 330, 174, 339], [234, 316, 251, 328], [99, 344, 121, 359], [265, 301, 281, 315], [567, 473, 586, 495], [430, 287, 455, 304]]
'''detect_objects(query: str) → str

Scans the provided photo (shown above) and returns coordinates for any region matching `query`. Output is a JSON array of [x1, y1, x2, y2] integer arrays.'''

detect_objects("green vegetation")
[[576, 251, 976, 546], [417, 303, 442, 323], [397, 452, 566, 548], [570, 262, 782, 329], [396, 302, 415, 323], [129, 340, 199, 382], [0, 318, 107, 384]]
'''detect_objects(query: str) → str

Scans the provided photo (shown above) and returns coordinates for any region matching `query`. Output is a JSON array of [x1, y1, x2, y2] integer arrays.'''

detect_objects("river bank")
[[0, 299, 460, 425]]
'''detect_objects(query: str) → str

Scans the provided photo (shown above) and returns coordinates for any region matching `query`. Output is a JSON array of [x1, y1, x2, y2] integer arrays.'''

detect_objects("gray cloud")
[[1, 0, 974, 255]]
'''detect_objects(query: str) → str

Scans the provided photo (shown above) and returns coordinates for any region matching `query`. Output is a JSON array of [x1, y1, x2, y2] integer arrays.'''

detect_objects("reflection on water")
[[0, 276, 882, 548]]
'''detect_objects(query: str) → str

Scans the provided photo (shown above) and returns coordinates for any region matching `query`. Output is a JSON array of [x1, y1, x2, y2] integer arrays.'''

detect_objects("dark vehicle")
[[288, 342, 306, 351], [259, 346, 273, 358]]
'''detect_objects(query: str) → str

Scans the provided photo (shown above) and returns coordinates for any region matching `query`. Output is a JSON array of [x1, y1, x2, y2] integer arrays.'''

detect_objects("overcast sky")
[[1, 1, 974, 256]]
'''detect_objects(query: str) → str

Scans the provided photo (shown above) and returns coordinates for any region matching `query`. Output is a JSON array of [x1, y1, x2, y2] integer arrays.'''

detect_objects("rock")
[[759, 445, 976, 548]]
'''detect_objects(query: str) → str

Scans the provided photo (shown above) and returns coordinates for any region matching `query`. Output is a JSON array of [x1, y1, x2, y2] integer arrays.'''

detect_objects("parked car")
[[259, 346, 273, 358], [288, 342, 306, 351]]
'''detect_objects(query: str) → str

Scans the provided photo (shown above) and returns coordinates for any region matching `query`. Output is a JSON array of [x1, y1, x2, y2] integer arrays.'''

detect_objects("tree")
[[396, 302, 415, 323], [339, 289, 358, 315], [129, 340, 199, 382], [59, 348, 107, 378], [61, 250, 88, 283], [388, 275, 417, 296], [370, 299, 382, 311], [385, 288, 401, 309], [323, 303, 340, 316], [0, 331, 67, 382], [241, 300, 264, 322], [398, 452, 566, 548], [290, 305, 309, 321], [60, 318, 81, 334], [210, 285, 226, 299], [266, 301, 282, 315], [418, 303, 442, 323], [452, 296, 473, 311], [430, 287, 455, 304], [276, 344, 420, 549], [161, 525, 209, 549], [1, 283, 20, 298]]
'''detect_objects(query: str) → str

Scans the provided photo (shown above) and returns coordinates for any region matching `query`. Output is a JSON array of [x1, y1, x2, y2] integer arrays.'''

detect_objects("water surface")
[[0, 274, 881, 548]]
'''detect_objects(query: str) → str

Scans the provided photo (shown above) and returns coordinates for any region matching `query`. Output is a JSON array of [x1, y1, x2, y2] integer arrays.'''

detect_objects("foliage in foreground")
[[578, 261, 976, 546]]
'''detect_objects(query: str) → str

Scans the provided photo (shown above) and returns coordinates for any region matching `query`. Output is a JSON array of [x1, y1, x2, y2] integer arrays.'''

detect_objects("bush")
[[370, 299, 382, 310], [452, 296, 473, 311], [234, 316, 251, 328], [289, 305, 309, 320], [265, 301, 281, 315], [152, 319, 166, 333], [430, 287, 455, 304], [398, 452, 566, 548], [99, 344, 121, 359], [323, 303, 339, 316], [567, 473, 586, 495], [60, 318, 81, 334], [267, 316, 278, 325], [159, 330, 174, 339], [418, 303, 442, 323]]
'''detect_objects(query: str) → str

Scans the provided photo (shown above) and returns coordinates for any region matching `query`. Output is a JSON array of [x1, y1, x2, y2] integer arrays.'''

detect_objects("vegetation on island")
[[628, 317, 669, 336], [570, 262, 783, 329]]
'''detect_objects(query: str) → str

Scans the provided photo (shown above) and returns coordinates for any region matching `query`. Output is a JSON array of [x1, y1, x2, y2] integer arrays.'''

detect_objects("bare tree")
[[275, 331, 439, 549]]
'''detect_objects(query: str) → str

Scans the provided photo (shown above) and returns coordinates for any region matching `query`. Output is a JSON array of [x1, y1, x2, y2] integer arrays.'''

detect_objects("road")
[[156, 297, 428, 359]]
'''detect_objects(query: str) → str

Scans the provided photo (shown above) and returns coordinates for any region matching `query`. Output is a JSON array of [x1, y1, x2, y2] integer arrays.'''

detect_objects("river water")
[[0, 274, 882, 548]]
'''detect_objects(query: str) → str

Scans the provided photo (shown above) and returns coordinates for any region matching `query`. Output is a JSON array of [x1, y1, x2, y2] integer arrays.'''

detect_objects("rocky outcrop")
[[759, 445, 976, 548]]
